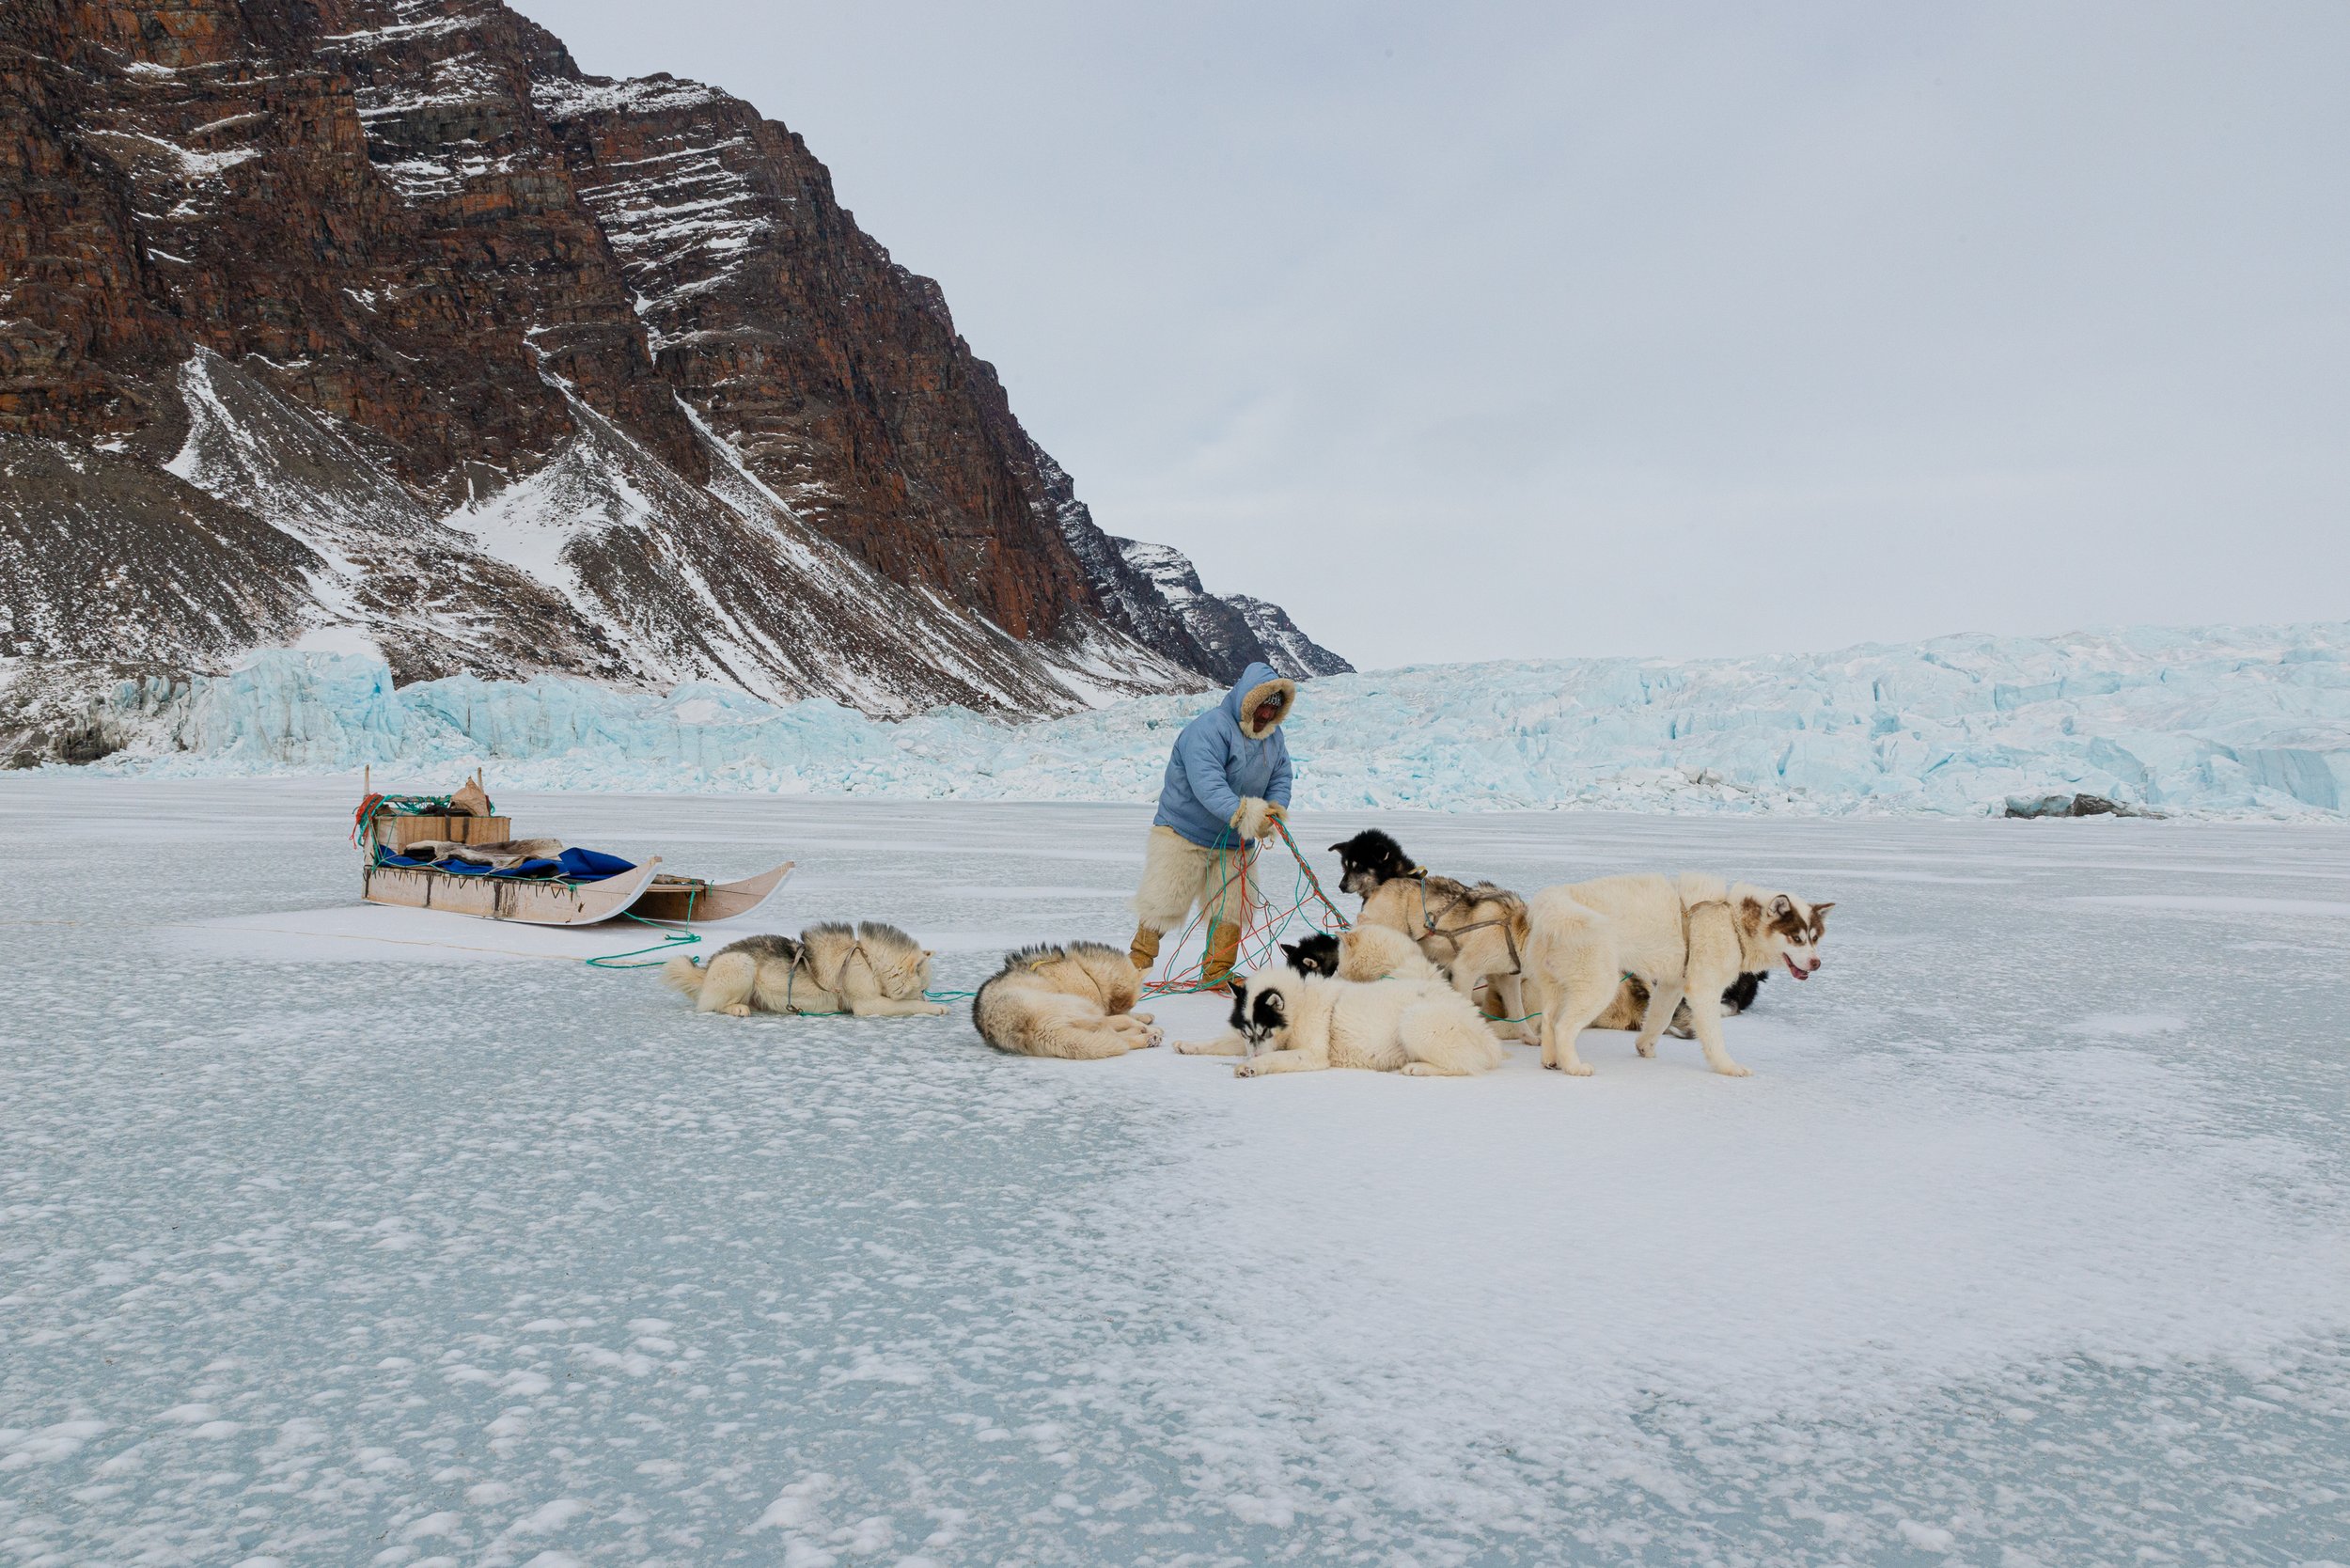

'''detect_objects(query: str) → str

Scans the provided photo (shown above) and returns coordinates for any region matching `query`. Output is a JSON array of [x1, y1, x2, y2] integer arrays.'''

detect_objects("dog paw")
[[1545, 1058, 1594, 1076], [1635, 1042, 1657, 1058], [1141, 1027, 1165, 1047], [1131, 1011, 1155, 1025], [921, 1002, 950, 1016], [723, 1004, 753, 1017], [1233, 1059, 1261, 1078], [1713, 1062, 1752, 1078]]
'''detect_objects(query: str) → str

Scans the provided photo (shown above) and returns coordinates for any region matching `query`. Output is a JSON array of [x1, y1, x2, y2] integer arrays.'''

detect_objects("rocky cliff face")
[[0, 0, 1345, 758], [1226, 595, 1354, 680], [1112, 538, 1354, 683]]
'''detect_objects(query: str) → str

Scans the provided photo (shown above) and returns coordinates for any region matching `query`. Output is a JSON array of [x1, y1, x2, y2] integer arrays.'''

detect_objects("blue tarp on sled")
[[374, 846, 636, 881]]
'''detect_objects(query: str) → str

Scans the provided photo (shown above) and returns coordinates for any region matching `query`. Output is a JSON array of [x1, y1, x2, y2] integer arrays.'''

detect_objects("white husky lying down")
[[972, 942, 1163, 1060], [1180, 968, 1507, 1078]]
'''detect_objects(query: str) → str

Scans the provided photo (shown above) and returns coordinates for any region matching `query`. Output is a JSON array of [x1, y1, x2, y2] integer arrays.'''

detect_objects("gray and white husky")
[[663, 922, 948, 1018]]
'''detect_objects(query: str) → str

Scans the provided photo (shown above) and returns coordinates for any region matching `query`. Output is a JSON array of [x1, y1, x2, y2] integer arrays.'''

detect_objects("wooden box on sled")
[[373, 813, 514, 852]]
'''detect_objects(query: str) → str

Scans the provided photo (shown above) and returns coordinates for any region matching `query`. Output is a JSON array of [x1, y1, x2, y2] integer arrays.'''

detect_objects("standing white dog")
[[1181, 969, 1507, 1078], [1512, 875, 1831, 1077]]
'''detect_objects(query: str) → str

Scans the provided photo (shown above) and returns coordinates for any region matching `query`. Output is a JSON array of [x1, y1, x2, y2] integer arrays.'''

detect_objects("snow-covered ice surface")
[[81, 619, 2350, 819], [5, 778, 2349, 1566]]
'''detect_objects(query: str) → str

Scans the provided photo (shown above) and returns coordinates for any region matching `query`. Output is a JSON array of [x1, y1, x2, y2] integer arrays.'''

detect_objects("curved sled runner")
[[629, 862, 795, 924], [362, 857, 666, 926]]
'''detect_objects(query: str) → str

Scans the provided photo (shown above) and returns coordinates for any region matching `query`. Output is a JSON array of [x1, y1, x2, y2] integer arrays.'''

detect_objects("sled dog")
[[1512, 875, 1832, 1077], [1328, 829, 1536, 1042], [1184, 926, 1443, 1058], [663, 922, 948, 1018], [1597, 970, 1768, 1036], [1331, 828, 1771, 1040], [1183, 969, 1507, 1078], [973, 942, 1163, 1059], [1281, 923, 1443, 983]]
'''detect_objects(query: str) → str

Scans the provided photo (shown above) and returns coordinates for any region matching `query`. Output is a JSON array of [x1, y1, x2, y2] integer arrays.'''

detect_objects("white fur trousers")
[[1132, 825, 1259, 933]]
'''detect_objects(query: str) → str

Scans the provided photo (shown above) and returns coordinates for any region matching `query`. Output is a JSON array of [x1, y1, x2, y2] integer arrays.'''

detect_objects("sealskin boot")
[[1127, 923, 1163, 977], [1199, 921, 1245, 987]]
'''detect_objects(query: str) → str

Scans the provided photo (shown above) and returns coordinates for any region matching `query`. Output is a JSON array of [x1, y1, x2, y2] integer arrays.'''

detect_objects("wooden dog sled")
[[355, 773, 792, 928]]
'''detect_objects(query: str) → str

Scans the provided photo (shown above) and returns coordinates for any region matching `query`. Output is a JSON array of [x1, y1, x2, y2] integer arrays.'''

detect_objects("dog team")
[[663, 820, 1832, 1081], [663, 662, 1832, 1079]]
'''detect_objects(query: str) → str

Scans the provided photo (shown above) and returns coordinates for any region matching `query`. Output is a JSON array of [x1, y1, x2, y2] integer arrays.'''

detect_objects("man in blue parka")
[[1128, 660, 1296, 985]]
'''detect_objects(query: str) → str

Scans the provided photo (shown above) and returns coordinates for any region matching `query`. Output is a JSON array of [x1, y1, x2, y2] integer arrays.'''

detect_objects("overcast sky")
[[519, 0, 2347, 669]]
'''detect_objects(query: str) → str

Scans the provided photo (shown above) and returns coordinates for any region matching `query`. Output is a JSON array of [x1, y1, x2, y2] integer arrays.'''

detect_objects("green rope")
[[584, 889, 702, 969]]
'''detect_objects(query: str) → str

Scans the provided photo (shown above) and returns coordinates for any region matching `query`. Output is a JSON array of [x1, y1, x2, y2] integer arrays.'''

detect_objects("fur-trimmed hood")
[[1224, 662, 1296, 742], [1152, 661, 1297, 850]]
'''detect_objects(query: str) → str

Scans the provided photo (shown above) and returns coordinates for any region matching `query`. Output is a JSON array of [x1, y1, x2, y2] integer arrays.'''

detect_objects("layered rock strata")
[[0, 0, 1345, 758]]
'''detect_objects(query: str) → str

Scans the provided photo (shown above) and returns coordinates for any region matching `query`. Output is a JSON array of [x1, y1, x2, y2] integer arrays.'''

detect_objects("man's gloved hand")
[[1230, 797, 1277, 842], [1262, 802, 1288, 838]]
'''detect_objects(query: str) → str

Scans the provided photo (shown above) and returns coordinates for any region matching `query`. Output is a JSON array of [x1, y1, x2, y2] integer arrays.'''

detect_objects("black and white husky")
[[1178, 968, 1506, 1078]]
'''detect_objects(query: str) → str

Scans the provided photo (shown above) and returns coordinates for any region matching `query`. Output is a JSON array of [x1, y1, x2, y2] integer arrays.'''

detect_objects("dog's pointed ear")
[[922, 949, 934, 958], [1810, 902, 1834, 917], [1327, 841, 1347, 855], [1226, 978, 1247, 999], [1262, 990, 1284, 1011], [1772, 894, 1794, 916]]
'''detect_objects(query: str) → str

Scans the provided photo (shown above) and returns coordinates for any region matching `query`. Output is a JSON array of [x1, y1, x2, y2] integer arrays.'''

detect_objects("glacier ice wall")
[[74, 621, 2350, 818]]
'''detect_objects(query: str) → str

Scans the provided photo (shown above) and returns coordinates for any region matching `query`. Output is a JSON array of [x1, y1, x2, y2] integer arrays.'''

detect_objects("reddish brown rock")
[[0, 0, 1344, 750]]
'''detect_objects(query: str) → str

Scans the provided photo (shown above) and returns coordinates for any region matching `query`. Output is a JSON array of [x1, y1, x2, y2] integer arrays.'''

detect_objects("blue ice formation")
[[80, 621, 2350, 818]]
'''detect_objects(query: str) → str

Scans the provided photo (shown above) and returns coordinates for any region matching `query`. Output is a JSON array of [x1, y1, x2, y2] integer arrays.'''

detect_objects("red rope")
[[1140, 823, 1352, 997]]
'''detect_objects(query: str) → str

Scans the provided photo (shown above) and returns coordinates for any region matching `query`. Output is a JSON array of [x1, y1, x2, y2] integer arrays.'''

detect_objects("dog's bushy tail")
[[660, 954, 704, 996]]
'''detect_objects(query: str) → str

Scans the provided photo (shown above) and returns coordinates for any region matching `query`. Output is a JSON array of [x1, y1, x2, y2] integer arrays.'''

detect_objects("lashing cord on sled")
[[351, 791, 495, 848], [1140, 818, 1352, 998]]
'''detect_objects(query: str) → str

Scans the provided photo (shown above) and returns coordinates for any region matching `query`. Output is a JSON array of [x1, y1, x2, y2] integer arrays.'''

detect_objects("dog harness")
[[790, 935, 871, 1011], [1409, 874, 1527, 975]]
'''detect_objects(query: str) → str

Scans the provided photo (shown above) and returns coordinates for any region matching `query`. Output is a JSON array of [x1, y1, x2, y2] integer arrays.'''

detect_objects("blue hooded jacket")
[[1152, 661, 1296, 849]]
